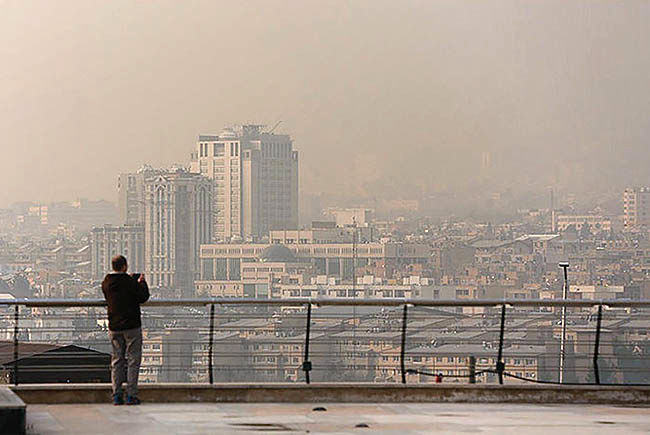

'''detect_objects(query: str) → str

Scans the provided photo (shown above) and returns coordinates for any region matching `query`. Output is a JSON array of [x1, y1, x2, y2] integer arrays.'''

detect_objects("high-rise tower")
[[190, 124, 299, 242], [144, 169, 213, 293]]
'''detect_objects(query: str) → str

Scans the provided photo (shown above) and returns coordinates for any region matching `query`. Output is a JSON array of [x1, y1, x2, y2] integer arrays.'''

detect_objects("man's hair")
[[111, 255, 127, 272]]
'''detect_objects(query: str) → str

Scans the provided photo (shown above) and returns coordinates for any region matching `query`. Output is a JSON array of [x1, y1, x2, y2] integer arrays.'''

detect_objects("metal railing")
[[1, 298, 649, 387]]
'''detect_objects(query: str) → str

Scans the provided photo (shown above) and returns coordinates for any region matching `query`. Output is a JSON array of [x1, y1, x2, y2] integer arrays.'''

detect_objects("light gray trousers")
[[109, 327, 142, 397]]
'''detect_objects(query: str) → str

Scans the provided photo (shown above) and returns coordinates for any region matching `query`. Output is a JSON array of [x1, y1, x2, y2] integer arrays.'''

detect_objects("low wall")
[[10, 383, 650, 405], [0, 387, 26, 435]]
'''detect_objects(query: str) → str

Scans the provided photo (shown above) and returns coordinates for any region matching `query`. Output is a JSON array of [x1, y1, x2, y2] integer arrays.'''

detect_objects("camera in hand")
[[131, 273, 141, 281]]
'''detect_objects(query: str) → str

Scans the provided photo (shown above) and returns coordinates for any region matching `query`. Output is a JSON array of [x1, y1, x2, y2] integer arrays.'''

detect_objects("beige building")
[[118, 172, 145, 226], [140, 329, 197, 383], [90, 224, 144, 280], [195, 240, 430, 298], [190, 124, 299, 242], [553, 214, 611, 233], [405, 344, 547, 384], [569, 285, 625, 300], [269, 225, 375, 244], [279, 284, 420, 300], [624, 187, 650, 230], [323, 208, 374, 227], [195, 244, 310, 298], [117, 165, 162, 226]]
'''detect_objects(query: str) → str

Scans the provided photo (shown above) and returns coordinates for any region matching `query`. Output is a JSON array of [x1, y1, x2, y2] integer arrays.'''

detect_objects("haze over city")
[[3, 2, 650, 432], [2, 0, 649, 213]]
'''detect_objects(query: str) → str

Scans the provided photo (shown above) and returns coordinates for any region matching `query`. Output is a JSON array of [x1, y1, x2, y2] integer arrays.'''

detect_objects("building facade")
[[323, 208, 374, 227], [117, 172, 145, 226], [553, 214, 611, 233], [195, 239, 430, 298], [90, 224, 144, 280], [623, 187, 650, 230], [190, 124, 299, 242], [117, 165, 165, 226], [144, 169, 213, 293]]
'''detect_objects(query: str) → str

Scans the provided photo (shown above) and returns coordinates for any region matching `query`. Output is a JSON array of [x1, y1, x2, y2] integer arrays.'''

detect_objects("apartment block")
[[553, 214, 611, 233], [90, 224, 144, 280], [623, 187, 650, 230]]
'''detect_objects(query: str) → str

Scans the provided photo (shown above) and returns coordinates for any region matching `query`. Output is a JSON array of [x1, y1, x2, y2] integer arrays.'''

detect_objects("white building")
[[552, 214, 611, 233], [623, 187, 650, 230], [190, 124, 299, 242]]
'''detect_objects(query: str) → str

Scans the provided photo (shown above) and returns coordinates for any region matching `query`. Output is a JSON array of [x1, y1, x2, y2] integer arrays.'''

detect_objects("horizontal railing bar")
[[2, 298, 650, 308]]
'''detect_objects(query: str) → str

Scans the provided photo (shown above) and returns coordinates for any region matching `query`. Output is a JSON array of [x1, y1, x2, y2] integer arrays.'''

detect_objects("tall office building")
[[144, 169, 213, 294], [623, 187, 650, 230], [190, 124, 299, 242]]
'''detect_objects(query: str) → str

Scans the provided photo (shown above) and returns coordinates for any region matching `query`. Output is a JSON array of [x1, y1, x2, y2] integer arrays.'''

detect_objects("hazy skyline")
[[1, 0, 649, 207]]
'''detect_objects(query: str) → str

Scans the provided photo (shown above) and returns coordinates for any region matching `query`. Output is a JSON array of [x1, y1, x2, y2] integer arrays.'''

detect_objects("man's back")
[[102, 273, 150, 331]]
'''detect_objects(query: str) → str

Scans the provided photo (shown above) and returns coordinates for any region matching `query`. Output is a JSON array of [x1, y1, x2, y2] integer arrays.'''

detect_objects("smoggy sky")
[[1, 0, 649, 207]]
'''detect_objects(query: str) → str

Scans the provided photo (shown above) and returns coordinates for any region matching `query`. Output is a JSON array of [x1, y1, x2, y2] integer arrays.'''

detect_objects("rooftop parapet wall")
[[10, 383, 650, 405]]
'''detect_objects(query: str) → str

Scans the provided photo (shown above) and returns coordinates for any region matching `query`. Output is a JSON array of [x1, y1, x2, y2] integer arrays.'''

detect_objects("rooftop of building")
[[259, 244, 297, 263], [23, 400, 650, 434], [409, 343, 547, 356], [11, 386, 650, 434], [199, 125, 291, 142]]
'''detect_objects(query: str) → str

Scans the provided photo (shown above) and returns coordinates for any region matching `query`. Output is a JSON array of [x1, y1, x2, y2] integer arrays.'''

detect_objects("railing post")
[[593, 304, 602, 385], [400, 304, 408, 384], [301, 303, 312, 384], [496, 304, 506, 385], [468, 356, 476, 384], [13, 304, 19, 386], [208, 303, 215, 385]]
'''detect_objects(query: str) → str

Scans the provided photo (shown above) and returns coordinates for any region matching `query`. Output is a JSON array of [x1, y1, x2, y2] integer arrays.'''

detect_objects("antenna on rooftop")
[[268, 120, 282, 134]]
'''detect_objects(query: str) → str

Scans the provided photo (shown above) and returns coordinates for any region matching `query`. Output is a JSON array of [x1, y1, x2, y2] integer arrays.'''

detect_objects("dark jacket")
[[102, 273, 150, 331]]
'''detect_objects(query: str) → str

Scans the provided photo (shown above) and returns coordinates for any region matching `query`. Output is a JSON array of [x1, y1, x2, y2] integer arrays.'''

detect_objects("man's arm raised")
[[135, 274, 150, 304]]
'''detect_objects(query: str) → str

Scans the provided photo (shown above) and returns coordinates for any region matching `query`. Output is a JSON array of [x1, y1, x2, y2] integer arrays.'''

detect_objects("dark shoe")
[[113, 393, 124, 406], [126, 395, 141, 405]]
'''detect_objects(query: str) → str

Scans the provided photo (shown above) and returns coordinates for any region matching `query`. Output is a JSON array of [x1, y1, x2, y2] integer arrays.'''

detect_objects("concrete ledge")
[[10, 383, 650, 405], [0, 387, 26, 435]]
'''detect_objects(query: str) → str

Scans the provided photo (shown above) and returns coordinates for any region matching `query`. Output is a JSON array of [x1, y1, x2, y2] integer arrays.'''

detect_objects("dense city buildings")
[[4, 135, 650, 388], [13, 199, 117, 235], [144, 168, 213, 293], [190, 125, 299, 242], [195, 225, 429, 298], [623, 187, 650, 230]]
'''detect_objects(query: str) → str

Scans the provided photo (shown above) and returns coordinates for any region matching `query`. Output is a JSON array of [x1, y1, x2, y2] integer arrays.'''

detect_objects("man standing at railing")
[[102, 255, 150, 406]]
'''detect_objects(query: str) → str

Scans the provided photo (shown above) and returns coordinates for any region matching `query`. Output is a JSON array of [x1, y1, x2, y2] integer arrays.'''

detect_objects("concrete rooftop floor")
[[26, 402, 650, 434]]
